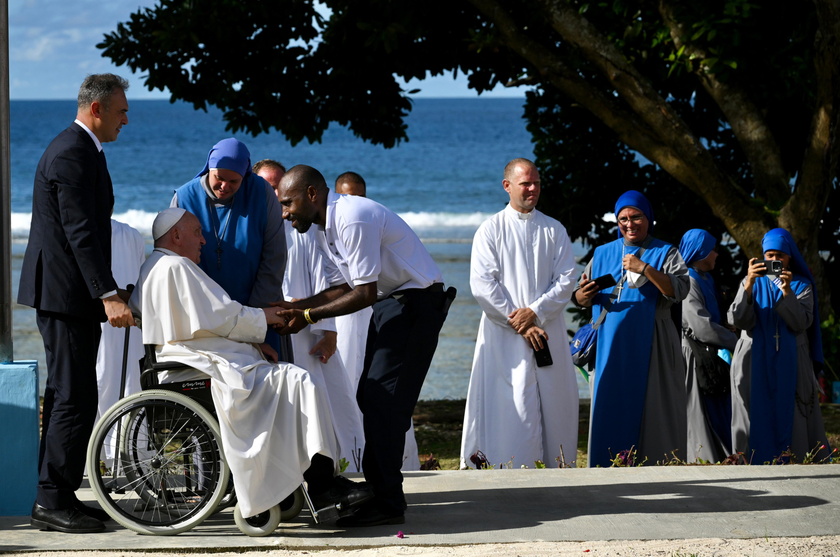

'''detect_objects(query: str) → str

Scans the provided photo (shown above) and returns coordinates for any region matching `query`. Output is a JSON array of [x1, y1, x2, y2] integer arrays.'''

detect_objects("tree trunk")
[[467, 0, 835, 317]]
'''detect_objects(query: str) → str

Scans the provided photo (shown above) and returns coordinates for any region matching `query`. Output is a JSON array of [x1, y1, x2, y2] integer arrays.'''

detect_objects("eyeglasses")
[[617, 214, 646, 225]]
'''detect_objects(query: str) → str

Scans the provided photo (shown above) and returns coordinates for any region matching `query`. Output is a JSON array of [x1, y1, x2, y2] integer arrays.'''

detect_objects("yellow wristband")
[[304, 308, 317, 325]]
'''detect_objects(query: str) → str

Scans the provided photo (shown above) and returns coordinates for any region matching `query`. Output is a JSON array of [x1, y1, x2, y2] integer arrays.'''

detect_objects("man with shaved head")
[[276, 165, 455, 527]]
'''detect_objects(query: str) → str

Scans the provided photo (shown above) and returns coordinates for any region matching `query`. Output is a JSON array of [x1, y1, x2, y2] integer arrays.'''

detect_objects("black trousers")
[[35, 311, 102, 509], [359, 284, 452, 513]]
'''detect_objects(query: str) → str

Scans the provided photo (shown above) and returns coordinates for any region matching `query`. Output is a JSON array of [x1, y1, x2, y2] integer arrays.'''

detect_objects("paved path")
[[2, 466, 839, 553]]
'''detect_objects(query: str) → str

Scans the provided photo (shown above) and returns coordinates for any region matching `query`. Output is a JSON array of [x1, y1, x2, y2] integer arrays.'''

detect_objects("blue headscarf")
[[680, 228, 721, 324], [679, 229, 721, 324], [614, 190, 654, 238], [760, 228, 823, 364], [195, 138, 253, 179], [679, 229, 716, 265]]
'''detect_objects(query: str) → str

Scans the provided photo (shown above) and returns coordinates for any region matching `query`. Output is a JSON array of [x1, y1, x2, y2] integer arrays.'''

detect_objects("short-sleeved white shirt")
[[318, 192, 442, 299]]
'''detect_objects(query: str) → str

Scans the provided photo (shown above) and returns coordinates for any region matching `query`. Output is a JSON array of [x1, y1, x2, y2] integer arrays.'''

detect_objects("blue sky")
[[8, 0, 527, 100]]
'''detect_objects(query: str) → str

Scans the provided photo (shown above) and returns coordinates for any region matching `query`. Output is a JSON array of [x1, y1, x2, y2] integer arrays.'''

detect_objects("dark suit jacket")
[[18, 123, 117, 321]]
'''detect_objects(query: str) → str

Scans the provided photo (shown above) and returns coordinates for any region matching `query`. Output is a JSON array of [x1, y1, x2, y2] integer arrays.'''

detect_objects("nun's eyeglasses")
[[618, 214, 645, 225]]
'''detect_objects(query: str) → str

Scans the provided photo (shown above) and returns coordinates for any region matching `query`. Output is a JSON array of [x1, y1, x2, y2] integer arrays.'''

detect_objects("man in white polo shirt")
[[276, 165, 455, 527]]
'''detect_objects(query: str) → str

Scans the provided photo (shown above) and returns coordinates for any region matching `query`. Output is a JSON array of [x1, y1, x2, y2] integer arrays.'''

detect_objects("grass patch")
[[413, 399, 466, 470]]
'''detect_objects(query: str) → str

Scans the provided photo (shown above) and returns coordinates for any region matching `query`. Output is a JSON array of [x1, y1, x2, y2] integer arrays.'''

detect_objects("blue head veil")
[[761, 228, 823, 364], [679, 229, 721, 323], [679, 229, 716, 265], [614, 190, 654, 238], [195, 138, 252, 179]]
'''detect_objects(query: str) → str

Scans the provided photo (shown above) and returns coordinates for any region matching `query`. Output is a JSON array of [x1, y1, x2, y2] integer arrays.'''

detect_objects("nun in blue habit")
[[678, 229, 738, 463], [727, 228, 830, 463], [172, 138, 290, 361], [572, 190, 690, 467]]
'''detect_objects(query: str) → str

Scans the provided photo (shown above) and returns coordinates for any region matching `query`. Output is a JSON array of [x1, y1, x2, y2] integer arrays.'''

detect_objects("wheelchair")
[[86, 345, 309, 536]]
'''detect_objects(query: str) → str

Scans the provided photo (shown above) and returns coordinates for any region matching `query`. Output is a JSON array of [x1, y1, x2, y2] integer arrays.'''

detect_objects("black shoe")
[[72, 500, 111, 522], [309, 476, 374, 513], [31, 503, 105, 533], [333, 474, 369, 489], [336, 501, 405, 528]]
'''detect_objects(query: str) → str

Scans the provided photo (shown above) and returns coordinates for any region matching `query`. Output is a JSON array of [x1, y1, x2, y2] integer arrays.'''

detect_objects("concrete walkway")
[[2, 466, 839, 553]]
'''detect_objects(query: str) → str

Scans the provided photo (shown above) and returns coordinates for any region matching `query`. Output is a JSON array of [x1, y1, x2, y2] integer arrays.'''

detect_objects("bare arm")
[[274, 282, 374, 334]]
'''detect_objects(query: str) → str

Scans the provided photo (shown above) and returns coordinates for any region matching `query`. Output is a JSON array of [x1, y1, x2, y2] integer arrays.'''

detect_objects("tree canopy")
[[100, 0, 839, 321]]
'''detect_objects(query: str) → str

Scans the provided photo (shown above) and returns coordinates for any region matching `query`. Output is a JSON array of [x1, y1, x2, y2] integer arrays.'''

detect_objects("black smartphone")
[[756, 259, 783, 276], [534, 336, 553, 367], [592, 273, 617, 290]]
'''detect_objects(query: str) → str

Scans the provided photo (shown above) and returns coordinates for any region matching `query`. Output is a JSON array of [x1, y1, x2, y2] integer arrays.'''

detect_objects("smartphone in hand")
[[592, 274, 617, 290], [534, 336, 553, 367], [756, 259, 783, 277]]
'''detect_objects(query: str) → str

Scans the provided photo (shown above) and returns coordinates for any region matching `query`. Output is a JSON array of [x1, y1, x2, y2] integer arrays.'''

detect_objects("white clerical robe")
[[335, 309, 371, 388], [284, 227, 366, 471], [130, 248, 339, 517], [460, 205, 579, 469], [96, 220, 146, 464]]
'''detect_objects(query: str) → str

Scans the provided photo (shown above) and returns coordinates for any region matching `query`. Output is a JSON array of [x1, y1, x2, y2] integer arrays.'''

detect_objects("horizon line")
[[9, 95, 527, 102]]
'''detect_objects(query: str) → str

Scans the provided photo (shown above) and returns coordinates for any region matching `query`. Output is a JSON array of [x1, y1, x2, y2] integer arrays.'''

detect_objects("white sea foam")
[[400, 211, 492, 228], [10, 209, 493, 241]]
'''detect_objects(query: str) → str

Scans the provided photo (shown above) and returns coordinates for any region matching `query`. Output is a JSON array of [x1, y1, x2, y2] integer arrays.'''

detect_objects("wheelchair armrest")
[[140, 344, 194, 389]]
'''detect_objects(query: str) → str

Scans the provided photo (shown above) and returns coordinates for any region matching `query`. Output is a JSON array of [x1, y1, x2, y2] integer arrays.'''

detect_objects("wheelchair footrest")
[[310, 504, 341, 524], [301, 484, 357, 524]]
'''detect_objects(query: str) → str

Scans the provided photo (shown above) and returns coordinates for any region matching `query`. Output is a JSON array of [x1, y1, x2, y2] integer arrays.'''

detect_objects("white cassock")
[[335, 309, 371, 388], [130, 248, 339, 517], [284, 227, 365, 471], [96, 220, 146, 464], [460, 205, 579, 469]]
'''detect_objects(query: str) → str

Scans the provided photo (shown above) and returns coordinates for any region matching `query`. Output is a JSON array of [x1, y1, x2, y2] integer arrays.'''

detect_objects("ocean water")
[[9, 98, 589, 400]]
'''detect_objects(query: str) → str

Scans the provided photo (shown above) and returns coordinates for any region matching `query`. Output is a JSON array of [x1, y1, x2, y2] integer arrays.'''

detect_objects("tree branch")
[[466, 0, 769, 254], [658, 0, 790, 208], [532, 2, 752, 205], [783, 0, 840, 276]]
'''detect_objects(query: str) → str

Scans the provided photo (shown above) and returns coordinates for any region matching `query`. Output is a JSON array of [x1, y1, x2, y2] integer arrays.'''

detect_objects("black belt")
[[390, 283, 444, 300], [389, 283, 456, 313], [388, 282, 443, 304]]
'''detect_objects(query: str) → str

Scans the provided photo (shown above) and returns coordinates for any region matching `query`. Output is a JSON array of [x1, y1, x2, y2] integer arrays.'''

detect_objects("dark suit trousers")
[[36, 311, 102, 509], [359, 285, 449, 513]]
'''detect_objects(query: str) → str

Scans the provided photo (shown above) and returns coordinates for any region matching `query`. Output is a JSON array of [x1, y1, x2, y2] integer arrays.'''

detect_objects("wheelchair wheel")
[[87, 390, 230, 535], [279, 487, 305, 521], [233, 503, 281, 537]]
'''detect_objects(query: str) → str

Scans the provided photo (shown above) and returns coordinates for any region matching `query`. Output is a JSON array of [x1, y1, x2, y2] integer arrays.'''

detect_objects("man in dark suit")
[[18, 74, 134, 534]]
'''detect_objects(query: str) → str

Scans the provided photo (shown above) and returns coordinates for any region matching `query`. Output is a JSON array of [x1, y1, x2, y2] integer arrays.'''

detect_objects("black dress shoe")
[[309, 476, 374, 512], [336, 501, 405, 527], [31, 503, 105, 533], [72, 500, 112, 522]]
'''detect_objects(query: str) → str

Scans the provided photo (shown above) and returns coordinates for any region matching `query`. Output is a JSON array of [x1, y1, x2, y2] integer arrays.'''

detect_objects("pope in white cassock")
[[460, 158, 579, 469], [128, 208, 372, 519]]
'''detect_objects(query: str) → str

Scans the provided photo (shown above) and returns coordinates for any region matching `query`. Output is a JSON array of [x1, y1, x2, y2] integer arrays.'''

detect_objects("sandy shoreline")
[[8, 536, 840, 557]]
